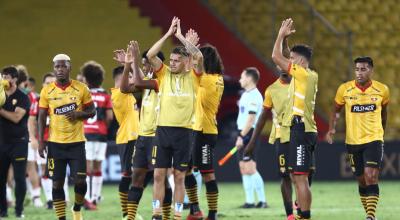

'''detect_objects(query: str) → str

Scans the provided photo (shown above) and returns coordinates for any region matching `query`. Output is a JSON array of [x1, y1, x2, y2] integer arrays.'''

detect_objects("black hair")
[[17, 67, 29, 86], [142, 50, 165, 62], [172, 46, 190, 57], [1, 66, 19, 79], [42, 72, 55, 83], [80, 61, 105, 88], [354, 56, 373, 67], [291, 44, 313, 61], [200, 43, 224, 74], [112, 66, 124, 79], [244, 67, 260, 83], [28, 77, 35, 85]]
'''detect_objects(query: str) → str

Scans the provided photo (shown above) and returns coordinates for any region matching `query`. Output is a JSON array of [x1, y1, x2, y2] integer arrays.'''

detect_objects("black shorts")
[[192, 131, 217, 174], [0, 141, 28, 161], [346, 141, 384, 177], [288, 118, 317, 174], [133, 136, 154, 170], [117, 140, 135, 176], [237, 129, 255, 161], [47, 142, 86, 181], [275, 139, 290, 178], [154, 126, 192, 171]]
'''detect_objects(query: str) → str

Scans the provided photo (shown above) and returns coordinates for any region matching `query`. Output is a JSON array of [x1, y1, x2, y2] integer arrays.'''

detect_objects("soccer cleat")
[[239, 203, 255, 209], [33, 197, 44, 207], [186, 210, 204, 220], [46, 200, 53, 209], [151, 215, 162, 220], [287, 214, 295, 220], [16, 213, 25, 218], [183, 203, 190, 210], [0, 211, 8, 217], [71, 206, 83, 220], [83, 199, 97, 210], [256, 202, 269, 208]]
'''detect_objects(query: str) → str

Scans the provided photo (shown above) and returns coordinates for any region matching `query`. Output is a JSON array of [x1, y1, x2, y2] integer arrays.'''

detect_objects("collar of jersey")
[[55, 80, 72, 90], [355, 80, 372, 92]]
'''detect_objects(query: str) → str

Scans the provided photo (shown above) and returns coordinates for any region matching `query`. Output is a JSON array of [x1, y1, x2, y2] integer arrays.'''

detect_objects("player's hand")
[[185, 28, 200, 47], [30, 137, 39, 149], [129, 40, 141, 63], [38, 141, 46, 159], [125, 44, 134, 64], [325, 129, 336, 144], [113, 49, 126, 64], [278, 18, 296, 37], [235, 136, 244, 149], [174, 18, 184, 39], [65, 111, 80, 122], [167, 16, 179, 37]]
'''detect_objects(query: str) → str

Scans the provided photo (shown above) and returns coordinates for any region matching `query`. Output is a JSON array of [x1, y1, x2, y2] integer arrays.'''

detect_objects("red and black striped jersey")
[[84, 88, 112, 140]]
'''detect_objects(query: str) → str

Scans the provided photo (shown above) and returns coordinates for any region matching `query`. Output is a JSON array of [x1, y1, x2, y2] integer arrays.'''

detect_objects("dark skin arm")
[[129, 41, 158, 90], [325, 104, 343, 144], [65, 102, 96, 121], [244, 108, 270, 155], [381, 104, 387, 132], [38, 108, 48, 158]]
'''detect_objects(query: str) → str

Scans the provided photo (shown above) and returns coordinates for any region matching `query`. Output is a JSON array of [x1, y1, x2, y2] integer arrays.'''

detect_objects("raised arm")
[[130, 41, 158, 90], [272, 18, 296, 71], [147, 17, 179, 70], [175, 20, 204, 73]]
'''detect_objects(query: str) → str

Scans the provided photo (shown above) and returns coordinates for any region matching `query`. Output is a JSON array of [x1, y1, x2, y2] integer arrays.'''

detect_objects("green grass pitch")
[[7, 181, 399, 219]]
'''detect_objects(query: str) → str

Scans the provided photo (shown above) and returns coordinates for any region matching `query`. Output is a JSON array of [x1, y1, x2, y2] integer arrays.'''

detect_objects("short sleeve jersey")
[[84, 88, 112, 139], [236, 88, 263, 130]]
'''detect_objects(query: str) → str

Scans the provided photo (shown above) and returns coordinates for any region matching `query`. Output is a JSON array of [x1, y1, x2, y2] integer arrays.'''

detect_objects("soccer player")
[[38, 54, 96, 220], [326, 56, 388, 220], [81, 61, 113, 209], [0, 66, 30, 218], [113, 42, 174, 220], [183, 43, 224, 220], [147, 17, 201, 220], [235, 67, 267, 209], [37, 73, 59, 209], [272, 18, 318, 220], [244, 67, 293, 219], [110, 65, 140, 220]]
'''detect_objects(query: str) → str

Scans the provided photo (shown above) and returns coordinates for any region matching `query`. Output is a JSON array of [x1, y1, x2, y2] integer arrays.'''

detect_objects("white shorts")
[[85, 141, 107, 161], [27, 143, 47, 165]]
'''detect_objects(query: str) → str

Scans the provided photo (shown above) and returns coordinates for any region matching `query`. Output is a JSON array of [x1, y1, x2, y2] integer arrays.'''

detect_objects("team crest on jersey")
[[351, 104, 376, 113], [54, 103, 77, 115], [12, 99, 17, 105], [70, 97, 77, 101], [371, 97, 378, 101]]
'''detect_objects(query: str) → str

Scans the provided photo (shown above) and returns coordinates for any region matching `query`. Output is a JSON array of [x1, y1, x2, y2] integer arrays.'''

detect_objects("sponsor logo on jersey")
[[351, 104, 376, 113], [54, 103, 77, 115]]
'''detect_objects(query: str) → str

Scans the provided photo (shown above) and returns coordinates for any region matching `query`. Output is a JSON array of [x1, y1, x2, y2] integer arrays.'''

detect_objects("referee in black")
[[0, 66, 30, 218]]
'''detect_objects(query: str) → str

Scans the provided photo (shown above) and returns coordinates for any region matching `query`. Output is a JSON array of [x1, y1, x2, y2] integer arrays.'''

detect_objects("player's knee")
[[153, 171, 165, 184], [132, 170, 146, 187], [202, 173, 215, 182]]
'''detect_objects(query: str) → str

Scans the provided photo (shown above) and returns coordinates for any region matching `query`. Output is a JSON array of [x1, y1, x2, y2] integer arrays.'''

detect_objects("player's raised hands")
[[167, 16, 179, 37], [278, 18, 296, 37], [175, 18, 183, 39], [113, 49, 126, 64], [130, 41, 141, 61], [124, 44, 134, 64], [185, 28, 200, 48]]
